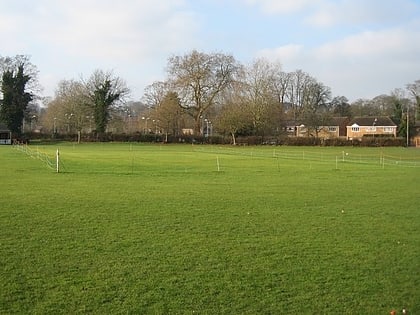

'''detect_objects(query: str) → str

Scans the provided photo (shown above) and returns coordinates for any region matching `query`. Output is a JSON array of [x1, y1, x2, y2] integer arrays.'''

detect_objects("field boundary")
[[14, 143, 57, 171], [194, 146, 420, 169], [11, 144, 420, 176]]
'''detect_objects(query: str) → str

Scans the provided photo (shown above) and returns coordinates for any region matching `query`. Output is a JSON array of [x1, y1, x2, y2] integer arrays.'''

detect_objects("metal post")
[[56, 149, 60, 173], [407, 111, 409, 147]]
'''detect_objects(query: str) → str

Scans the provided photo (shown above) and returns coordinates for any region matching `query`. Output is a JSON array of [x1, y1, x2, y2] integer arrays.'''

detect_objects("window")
[[328, 127, 337, 132], [351, 126, 360, 132], [366, 126, 376, 132], [384, 127, 394, 133]]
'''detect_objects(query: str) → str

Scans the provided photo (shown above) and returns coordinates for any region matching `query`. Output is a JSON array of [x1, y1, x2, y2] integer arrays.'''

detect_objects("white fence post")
[[56, 149, 60, 173]]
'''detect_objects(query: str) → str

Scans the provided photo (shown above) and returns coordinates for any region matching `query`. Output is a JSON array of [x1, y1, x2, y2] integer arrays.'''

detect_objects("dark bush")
[[323, 138, 349, 146], [279, 137, 321, 146]]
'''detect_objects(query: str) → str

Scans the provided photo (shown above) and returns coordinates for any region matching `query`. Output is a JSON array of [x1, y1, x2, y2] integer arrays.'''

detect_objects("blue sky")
[[1, 0, 419, 102]]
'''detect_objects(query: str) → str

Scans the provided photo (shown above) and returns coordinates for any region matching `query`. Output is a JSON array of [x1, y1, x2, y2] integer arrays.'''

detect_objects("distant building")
[[290, 117, 350, 139], [313, 117, 351, 139], [346, 117, 397, 140], [412, 121, 420, 147], [282, 120, 298, 136], [283, 116, 398, 141], [0, 123, 12, 145], [182, 128, 194, 135]]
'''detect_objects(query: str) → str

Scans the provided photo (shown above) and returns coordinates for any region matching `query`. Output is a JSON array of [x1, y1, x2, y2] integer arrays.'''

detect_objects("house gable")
[[346, 116, 397, 140]]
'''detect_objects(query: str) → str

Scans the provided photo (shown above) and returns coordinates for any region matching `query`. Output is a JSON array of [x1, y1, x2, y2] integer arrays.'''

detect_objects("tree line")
[[1, 52, 419, 144]]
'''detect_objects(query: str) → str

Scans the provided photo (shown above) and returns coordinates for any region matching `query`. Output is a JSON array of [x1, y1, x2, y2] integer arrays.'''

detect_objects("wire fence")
[[12, 143, 420, 174], [194, 146, 420, 169], [14, 143, 57, 171]]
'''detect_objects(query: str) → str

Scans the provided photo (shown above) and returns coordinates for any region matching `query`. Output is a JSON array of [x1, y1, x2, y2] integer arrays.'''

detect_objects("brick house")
[[412, 121, 420, 147], [346, 117, 397, 140], [317, 117, 350, 139], [295, 117, 350, 139]]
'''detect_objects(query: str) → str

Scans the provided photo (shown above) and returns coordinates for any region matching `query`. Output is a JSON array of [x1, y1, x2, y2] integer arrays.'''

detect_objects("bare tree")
[[301, 81, 332, 137], [215, 84, 253, 144], [331, 96, 352, 117], [154, 91, 185, 138], [167, 50, 242, 135], [286, 70, 313, 121], [142, 81, 169, 110], [272, 70, 292, 106], [41, 80, 91, 134], [406, 79, 420, 119], [241, 58, 284, 136]]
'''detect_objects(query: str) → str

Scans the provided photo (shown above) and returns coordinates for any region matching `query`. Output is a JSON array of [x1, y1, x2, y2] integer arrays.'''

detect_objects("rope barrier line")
[[13, 144, 57, 171], [11, 144, 420, 174], [194, 147, 420, 168]]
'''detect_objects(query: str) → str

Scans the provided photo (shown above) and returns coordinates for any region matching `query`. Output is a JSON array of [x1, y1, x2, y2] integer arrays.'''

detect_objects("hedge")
[[23, 132, 407, 147]]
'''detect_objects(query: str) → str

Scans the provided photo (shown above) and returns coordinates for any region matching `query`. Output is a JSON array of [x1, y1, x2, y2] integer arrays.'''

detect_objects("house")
[[0, 123, 12, 145], [346, 116, 397, 140], [295, 117, 350, 139], [317, 117, 350, 139], [181, 128, 194, 135], [412, 121, 420, 147], [282, 120, 298, 136]]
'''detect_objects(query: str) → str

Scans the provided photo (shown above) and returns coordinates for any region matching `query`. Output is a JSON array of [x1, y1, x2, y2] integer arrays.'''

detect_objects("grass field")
[[1, 143, 419, 314]]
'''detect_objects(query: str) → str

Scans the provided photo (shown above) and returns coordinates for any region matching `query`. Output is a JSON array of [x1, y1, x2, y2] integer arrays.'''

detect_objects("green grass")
[[1, 143, 419, 314]]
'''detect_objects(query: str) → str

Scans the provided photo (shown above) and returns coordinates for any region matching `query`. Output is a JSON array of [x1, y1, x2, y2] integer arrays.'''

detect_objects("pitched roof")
[[331, 117, 350, 126], [348, 116, 396, 127]]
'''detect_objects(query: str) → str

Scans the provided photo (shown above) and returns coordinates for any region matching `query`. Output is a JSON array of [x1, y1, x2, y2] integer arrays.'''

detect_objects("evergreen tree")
[[85, 70, 129, 139], [0, 65, 33, 135]]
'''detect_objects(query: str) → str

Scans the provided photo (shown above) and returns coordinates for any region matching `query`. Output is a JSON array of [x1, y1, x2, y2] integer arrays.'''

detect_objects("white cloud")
[[0, 8, 28, 53], [242, 0, 419, 28], [305, 3, 336, 27], [1, 0, 419, 101], [243, 0, 319, 14], [256, 21, 420, 100], [313, 21, 420, 66], [315, 23, 420, 98], [306, 0, 418, 28], [0, 0, 200, 98], [257, 44, 304, 65], [31, 0, 198, 60], [1, 0, 199, 61]]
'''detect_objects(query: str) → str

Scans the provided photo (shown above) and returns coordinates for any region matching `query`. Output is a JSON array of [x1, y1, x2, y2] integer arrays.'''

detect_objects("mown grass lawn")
[[1, 143, 419, 314]]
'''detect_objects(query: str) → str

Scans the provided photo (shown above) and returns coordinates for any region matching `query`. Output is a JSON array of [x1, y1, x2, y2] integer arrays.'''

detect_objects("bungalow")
[[0, 123, 12, 145], [346, 117, 397, 140]]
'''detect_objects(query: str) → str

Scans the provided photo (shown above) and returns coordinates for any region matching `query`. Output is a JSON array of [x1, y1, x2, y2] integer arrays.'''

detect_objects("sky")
[[1, 0, 419, 102]]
